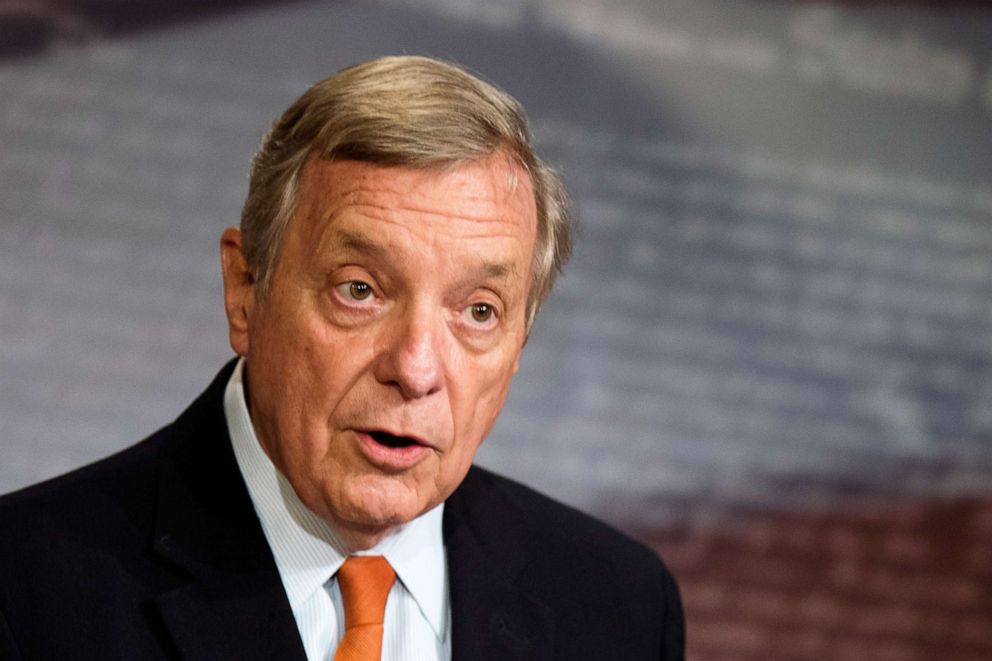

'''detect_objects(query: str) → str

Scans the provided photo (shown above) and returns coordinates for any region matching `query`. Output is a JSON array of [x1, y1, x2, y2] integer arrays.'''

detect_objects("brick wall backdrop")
[[642, 496, 992, 660]]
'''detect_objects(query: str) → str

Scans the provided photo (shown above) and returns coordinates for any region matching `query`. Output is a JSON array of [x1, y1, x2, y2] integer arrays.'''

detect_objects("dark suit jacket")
[[0, 362, 684, 660]]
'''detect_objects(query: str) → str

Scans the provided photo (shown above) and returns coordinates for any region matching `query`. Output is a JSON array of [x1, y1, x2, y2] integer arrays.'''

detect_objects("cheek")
[[454, 359, 518, 437], [256, 341, 339, 442]]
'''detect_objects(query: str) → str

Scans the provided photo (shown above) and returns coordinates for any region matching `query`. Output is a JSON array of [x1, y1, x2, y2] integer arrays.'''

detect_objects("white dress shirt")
[[223, 359, 451, 661]]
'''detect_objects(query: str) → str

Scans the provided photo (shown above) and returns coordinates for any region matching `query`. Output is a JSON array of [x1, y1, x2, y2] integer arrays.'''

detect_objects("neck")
[[336, 525, 393, 553]]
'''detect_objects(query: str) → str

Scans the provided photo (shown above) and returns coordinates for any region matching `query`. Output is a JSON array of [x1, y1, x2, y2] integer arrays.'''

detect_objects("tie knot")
[[337, 556, 396, 629]]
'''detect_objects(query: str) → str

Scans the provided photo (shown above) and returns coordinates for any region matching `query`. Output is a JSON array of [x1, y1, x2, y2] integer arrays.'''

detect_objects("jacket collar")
[[148, 360, 308, 660], [444, 468, 556, 660]]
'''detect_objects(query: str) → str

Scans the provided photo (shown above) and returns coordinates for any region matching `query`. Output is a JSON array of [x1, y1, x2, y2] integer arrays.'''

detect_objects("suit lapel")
[[148, 362, 307, 661], [444, 469, 556, 661]]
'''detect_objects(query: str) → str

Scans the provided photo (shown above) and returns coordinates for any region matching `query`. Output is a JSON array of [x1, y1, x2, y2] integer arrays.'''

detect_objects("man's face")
[[221, 154, 536, 548]]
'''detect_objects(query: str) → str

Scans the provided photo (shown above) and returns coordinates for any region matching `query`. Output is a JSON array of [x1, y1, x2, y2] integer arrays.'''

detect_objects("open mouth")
[[367, 430, 419, 449]]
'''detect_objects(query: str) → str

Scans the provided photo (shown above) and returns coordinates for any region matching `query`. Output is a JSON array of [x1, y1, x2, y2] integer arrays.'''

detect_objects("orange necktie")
[[334, 556, 396, 661]]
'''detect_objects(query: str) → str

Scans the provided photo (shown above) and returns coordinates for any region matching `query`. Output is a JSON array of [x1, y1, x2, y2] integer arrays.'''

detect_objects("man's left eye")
[[466, 303, 495, 325]]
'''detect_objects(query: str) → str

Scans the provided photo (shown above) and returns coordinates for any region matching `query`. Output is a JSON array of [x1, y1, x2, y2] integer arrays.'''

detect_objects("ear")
[[220, 227, 256, 356]]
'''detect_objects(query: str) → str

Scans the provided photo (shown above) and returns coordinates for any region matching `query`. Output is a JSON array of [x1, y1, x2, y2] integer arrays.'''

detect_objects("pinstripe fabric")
[[224, 359, 451, 661]]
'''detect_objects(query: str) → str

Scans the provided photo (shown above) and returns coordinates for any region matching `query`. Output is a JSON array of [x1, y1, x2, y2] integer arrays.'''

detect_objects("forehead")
[[292, 154, 538, 247]]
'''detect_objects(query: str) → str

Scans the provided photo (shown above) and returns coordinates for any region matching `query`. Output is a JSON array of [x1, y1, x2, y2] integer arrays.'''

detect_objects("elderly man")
[[0, 56, 684, 660]]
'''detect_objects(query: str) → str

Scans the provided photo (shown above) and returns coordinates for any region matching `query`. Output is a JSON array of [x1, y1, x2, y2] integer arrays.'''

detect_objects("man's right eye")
[[337, 280, 374, 302]]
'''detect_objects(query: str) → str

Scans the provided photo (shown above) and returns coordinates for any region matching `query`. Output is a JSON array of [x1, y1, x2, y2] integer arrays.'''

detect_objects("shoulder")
[[454, 466, 654, 546], [0, 360, 235, 581], [449, 465, 679, 596], [446, 466, 685, 659], [0, 428, 166, 518], [0, 427, 174, 659], [0, 360, 236, 538], [0, 429, 169, 568]]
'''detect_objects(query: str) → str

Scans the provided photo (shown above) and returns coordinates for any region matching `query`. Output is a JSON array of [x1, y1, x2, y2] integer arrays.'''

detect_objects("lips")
[[366, 430, 421, 449], [353, 428, 432, 470]]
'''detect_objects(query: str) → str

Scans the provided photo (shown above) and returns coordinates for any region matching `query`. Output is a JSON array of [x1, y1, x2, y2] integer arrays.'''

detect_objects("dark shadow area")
[[0, 0, 306, 59]]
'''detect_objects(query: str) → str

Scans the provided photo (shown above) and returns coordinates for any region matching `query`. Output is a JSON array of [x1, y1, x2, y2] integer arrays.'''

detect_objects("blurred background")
[[2, 0, 991, 658]]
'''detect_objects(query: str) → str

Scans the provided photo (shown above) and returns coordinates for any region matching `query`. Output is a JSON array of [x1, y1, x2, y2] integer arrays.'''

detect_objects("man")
[[0, 56, 684, 660]]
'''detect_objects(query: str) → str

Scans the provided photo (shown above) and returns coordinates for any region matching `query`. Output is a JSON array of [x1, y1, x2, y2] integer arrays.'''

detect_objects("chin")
[[334, 476, 429, 532]]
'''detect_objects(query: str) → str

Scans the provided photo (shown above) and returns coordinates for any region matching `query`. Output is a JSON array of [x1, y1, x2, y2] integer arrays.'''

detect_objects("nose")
[[374, 301, 445, 399]]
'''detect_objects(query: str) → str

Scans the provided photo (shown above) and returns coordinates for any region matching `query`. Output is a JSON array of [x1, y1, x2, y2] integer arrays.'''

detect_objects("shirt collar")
[[223, 358, 448, 639]]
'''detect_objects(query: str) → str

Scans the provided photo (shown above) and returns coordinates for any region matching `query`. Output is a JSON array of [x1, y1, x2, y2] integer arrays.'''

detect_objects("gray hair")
[[240, 55, 572, 329]]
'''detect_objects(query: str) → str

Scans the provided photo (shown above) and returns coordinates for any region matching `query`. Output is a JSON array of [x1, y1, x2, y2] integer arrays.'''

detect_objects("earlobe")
[[219, 227, 255, 356]]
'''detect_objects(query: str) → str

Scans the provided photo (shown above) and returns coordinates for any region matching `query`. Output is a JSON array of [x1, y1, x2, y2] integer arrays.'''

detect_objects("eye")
[[464, 302, 497, 327], [471, 303, 493, 322], [336, 280, 375, 303]]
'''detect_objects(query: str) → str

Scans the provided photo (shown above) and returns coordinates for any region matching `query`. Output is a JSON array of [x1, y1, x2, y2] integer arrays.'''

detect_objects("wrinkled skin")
[[220, 154, 536, 549]]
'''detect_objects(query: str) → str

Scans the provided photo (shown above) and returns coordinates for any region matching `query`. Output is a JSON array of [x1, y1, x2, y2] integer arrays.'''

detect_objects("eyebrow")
[[333, 230, 387, 258], [330, 229, 517, 282]]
